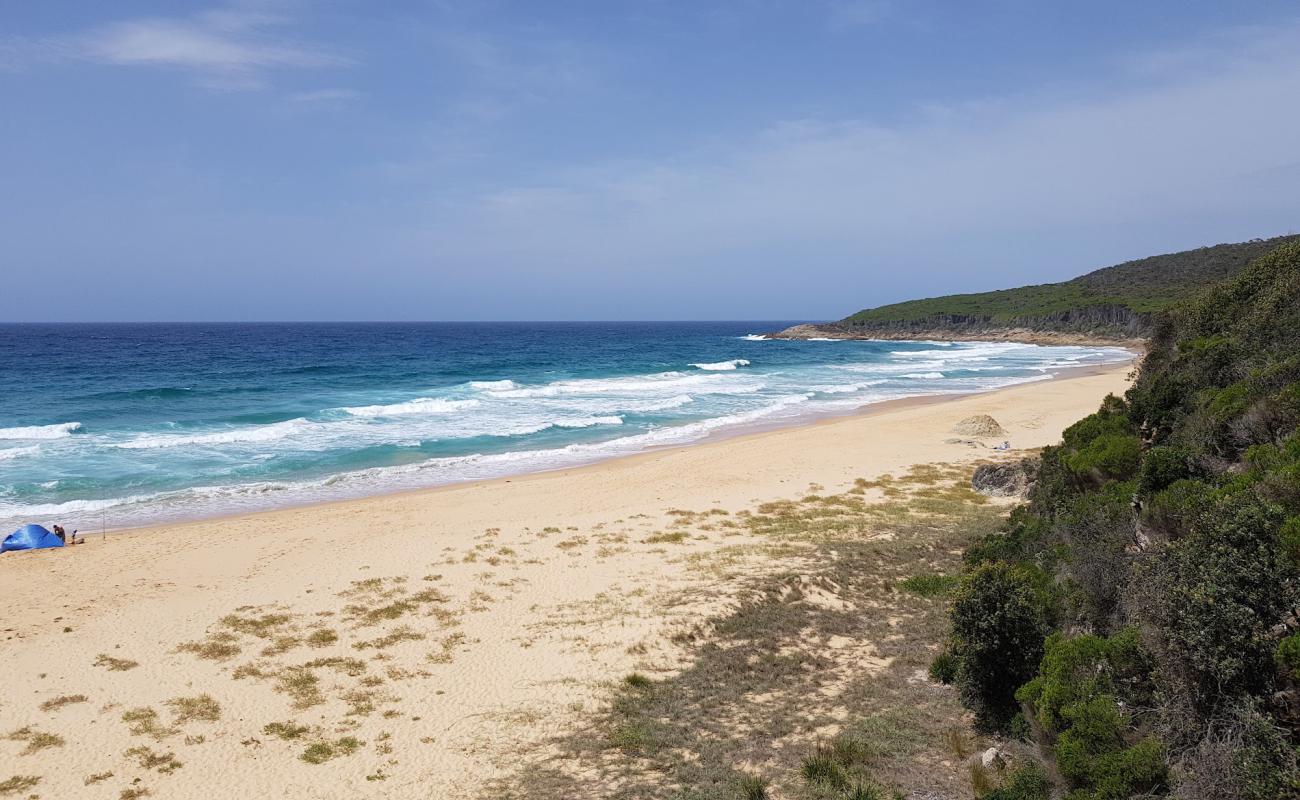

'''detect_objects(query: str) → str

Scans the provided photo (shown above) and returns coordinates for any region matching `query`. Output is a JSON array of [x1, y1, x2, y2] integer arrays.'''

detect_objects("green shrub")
[[1208, 382, 1252, 423], [1279, 516, 1300, 566], [1064, 433, 1142, 485], [1056, 483, 1138, 632], [1085, 736, 1166, 799], [982, 762, 1052, 800], [1274, 633, 1300, 680], [1139, 478, 1213, 540], [1062, 399, 1132, 451], [950, 563, 1050, 732], [1137, 446, 1191, 496], [1134, 499, 1296, 715], [965, 505, 1048, 565]]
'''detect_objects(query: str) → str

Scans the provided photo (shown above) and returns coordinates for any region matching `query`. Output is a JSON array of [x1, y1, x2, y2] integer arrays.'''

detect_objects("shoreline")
[[0, 360, 1133, 799], [58, 357, 1134, 540]]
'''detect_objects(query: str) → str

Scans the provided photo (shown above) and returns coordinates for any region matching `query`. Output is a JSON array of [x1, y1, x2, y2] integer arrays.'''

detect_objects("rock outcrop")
[[971, 459, 1037, 498]]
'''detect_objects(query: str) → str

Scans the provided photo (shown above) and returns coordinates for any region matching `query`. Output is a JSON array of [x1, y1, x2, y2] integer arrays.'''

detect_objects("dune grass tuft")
[[166, 695, 221, 724], [623, 673, 653, 690], [274, 667, 324, 709], [737, 775, 769, 800], [263, 721, 310, 741], [178, 639, 241, 661], [299, 736, 363, 765], [93, 653, 139, 671], [40, 694, 88, 712], [121, 707, 176, 741], [124, 745, 183, 774], [353, 625, 425, 651], [305, 628, 338, 647], [220, 612, 292, 638], [898, 573, 959, 598], [427, 632, 466, 664], [0, 775, 40, 796], [6, 726, 65, 755]]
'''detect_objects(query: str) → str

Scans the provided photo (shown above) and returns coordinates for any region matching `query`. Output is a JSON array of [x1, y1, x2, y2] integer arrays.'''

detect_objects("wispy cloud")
[[2, 6, 345, 90], [396, 19, 1300, 304], [288, 87, 361, 105], [826, 0, 892, 30]]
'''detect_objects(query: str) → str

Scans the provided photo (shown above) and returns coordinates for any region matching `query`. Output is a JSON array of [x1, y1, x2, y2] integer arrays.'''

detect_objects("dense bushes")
[[1133, 499, 1295, 718], [948, 563, 1051, 732], [1016, 632, 1164, 799], [941, 241, 1300, 798]]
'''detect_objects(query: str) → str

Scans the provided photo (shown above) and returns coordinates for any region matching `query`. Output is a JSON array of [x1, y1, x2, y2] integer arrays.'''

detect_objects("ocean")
[[0, 322, 1131, 532]]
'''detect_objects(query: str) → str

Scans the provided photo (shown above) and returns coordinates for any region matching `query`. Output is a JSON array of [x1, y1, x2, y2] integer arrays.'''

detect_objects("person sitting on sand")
[[70, 529, 83, 545], [52, 525, 66, 544]]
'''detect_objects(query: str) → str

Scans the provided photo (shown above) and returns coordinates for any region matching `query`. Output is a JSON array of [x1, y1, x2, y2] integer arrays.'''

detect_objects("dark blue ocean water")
[[0, 322, 1131, 531]]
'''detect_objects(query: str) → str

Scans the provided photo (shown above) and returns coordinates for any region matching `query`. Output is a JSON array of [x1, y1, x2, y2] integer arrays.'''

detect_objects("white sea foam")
[[551, 394, 696, 414], [467, 380, 519, 390], [339, 397, 480, 417], [552, 415, 623, 429], [114, 418, 315, 449], [690, 359, 750, 371], [741, 334, 768, 341], [902, 372, 945, 379], [0, 422, 82, 440], [811, 380, 889, 394], [0, 446, 40, 461], [488, 371, 758, 399]]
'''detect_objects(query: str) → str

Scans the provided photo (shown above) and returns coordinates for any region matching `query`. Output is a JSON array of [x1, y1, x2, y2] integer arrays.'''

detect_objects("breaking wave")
[[0, 422, 83, 440], [691, 359, 750, 371]]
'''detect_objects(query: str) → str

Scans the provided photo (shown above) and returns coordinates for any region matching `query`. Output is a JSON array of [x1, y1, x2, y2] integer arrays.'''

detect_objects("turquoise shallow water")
[[0, 322, 1131, 531]]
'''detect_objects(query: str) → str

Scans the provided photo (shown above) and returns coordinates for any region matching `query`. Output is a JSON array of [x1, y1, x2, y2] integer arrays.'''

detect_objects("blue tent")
[[2, 524, 64, 553]]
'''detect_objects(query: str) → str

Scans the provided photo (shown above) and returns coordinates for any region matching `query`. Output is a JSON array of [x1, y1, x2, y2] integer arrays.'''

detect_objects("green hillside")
[[941, 239, 1300, 798], [841, 235, 1299, 336]]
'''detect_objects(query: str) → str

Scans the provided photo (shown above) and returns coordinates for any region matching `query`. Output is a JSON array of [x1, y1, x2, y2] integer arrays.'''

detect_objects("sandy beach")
[[0, 362, 1132, 799]]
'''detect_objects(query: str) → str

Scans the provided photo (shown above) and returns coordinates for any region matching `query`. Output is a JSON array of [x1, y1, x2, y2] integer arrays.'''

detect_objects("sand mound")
[[952, 414, 1006, 438]]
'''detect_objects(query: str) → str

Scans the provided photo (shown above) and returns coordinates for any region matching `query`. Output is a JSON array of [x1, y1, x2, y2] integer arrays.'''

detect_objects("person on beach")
[[52, 525, 66, 544]]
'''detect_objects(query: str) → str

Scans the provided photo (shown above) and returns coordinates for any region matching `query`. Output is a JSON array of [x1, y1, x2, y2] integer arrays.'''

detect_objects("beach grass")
[[486, 465, 1002, 798], [40, 694, 88, 712], [0, 776, 40, 797], [93, 653, 139, 672], [6, 726, 65, 756]]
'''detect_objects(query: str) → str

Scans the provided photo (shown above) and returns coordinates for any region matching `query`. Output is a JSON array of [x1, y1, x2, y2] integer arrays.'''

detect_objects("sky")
[[2, 1, 1299, 322]]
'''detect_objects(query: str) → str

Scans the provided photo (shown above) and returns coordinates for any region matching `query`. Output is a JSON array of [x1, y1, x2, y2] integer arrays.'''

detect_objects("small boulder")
[[972, 458, 1037, 498], [980, 747, 1007, 770], [953, 414, 1006, 438]]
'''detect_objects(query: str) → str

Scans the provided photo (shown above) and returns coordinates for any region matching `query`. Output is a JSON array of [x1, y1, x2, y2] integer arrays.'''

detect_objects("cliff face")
[[770, 304, 1148, 346], [840, 303, 1147, 337]]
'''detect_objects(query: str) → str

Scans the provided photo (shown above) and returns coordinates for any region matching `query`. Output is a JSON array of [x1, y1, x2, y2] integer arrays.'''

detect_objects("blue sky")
[[2, 1, 1299, 321]]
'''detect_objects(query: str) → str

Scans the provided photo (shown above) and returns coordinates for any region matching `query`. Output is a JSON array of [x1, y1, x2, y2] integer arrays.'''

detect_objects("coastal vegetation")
[[939, 240, 1300, 798], [834, 235, 1297, 340], [493, 465, 1011, 798]]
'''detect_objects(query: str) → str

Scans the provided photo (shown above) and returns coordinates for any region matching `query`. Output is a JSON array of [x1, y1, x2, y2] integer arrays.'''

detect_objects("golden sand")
[[0, 363, 1131, 799]]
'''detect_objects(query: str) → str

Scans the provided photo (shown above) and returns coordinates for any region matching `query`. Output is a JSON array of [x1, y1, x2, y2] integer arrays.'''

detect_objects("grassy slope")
[[842, 235, 1298, 329]]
